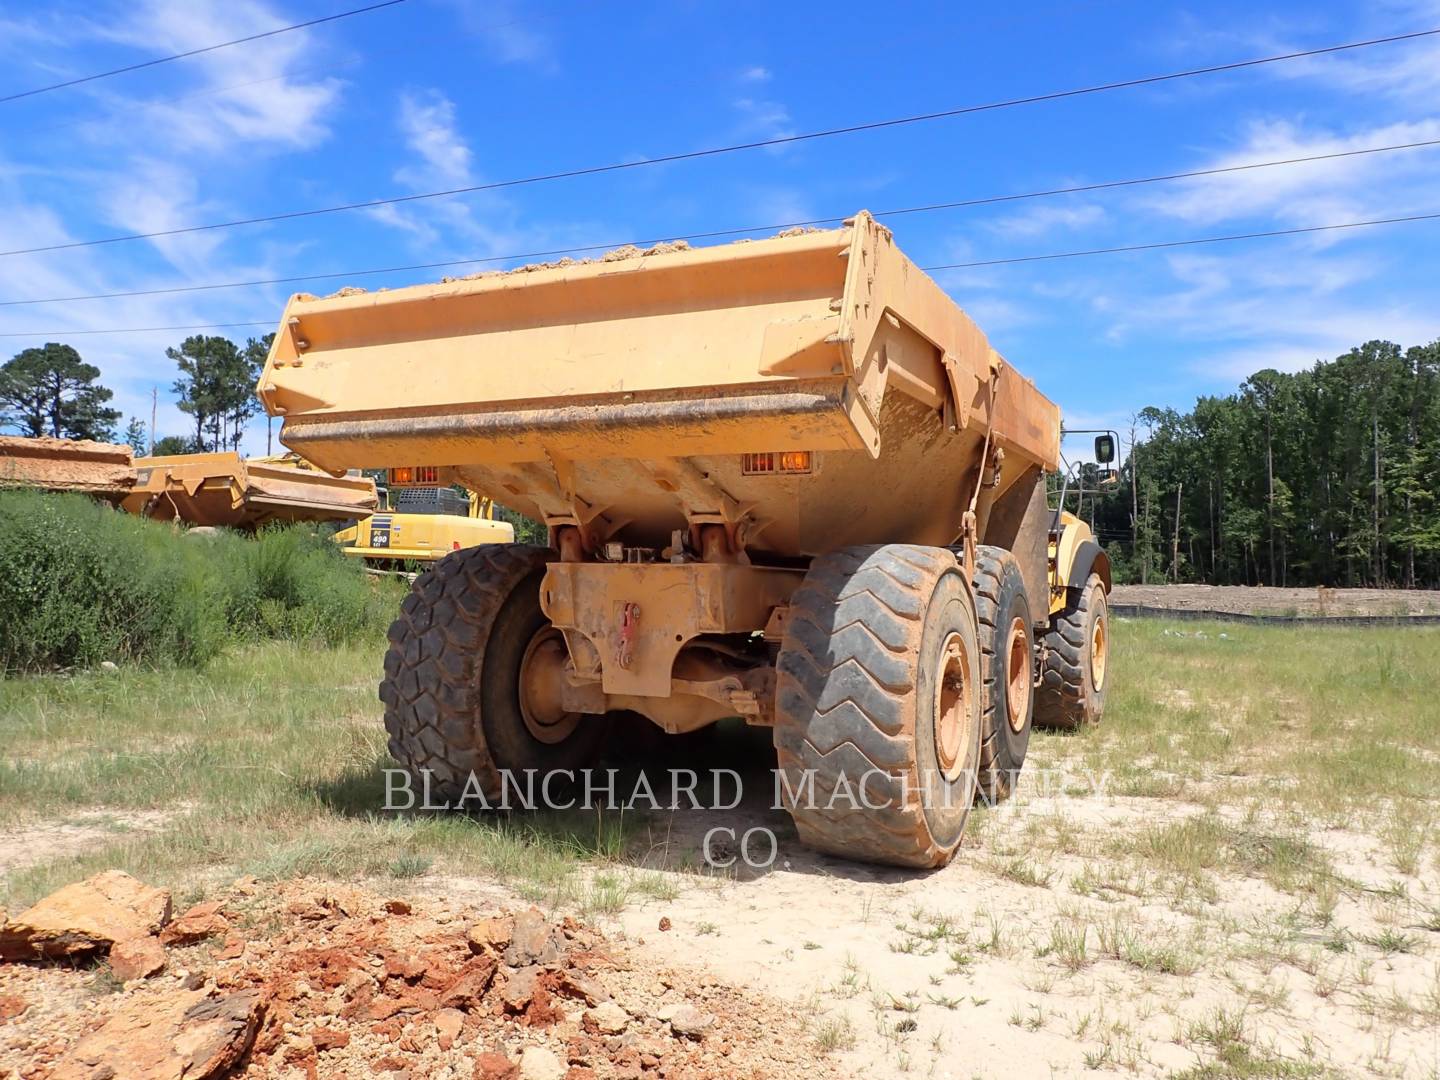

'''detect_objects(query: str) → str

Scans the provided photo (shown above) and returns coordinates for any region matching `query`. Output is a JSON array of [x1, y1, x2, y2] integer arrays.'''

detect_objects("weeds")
[[0, 491, 398, 672]]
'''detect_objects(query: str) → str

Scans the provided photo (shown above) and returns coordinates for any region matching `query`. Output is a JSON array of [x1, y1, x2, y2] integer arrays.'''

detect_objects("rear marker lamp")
[[741, 451, 813, 475], [388, 465, 440, 486]]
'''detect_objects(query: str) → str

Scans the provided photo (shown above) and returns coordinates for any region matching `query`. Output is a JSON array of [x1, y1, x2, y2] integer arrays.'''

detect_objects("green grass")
[[1030, 618, 1440, 831], [0, 637, 654, 912], [4, 615, 1438, 920], [0, 490, 400, 672]]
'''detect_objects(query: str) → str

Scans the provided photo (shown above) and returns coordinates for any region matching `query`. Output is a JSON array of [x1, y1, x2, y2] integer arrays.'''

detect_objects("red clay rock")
[[312, 1027, 350, 1051], [0, 870, 171, 961], [657, 917, 671, 932], [383, 899, 412, 915], [499, 965, 542, 1013], [556, 968, 610, 1006], [50, 989, 263, 1080], [474, 1050, 520, 1080], [434, 1007, 464, 1050], [439, 954, 498, 1010], [384, 953, 426, 982], [467, 915, 514, 954], [109, 935, 166, 980], [0, 992, 27, 1022], [159, 900, 228, 946]]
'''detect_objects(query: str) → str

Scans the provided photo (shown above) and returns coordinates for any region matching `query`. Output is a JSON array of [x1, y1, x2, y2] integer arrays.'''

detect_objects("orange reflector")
[[388, 465, 440, 486], [741, 451, 813, 475]]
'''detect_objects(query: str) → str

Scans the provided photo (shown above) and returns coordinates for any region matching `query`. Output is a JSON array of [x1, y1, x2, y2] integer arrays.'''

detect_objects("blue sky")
[[1, 0, 1437, 453]]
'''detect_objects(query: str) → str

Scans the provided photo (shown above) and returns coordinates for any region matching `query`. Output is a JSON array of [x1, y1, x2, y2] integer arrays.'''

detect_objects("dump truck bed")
[[120, 452, 377, 529], [0, 437, 135, 503], [259, 212, 1060, 557]]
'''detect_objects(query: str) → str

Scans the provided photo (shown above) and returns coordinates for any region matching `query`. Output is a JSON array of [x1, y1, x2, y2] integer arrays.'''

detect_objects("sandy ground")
[[1110, 583, 1440, 617], [0, 811, 180, 877], [3, 783, 1437, 1078], [0, 877, 844, 1080]]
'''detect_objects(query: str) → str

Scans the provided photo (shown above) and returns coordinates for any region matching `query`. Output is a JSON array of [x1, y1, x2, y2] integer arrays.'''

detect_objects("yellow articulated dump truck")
[[334, 478, 515, 565], [121, 451, 377, 529], [258, 212, 1111, 868]]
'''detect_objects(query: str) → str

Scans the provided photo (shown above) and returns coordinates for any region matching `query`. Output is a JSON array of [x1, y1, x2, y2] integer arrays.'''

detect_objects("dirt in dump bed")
[[1110, 582, 1440, 617], [1, 876, 842, 1080], [318, 221, 836, 298]]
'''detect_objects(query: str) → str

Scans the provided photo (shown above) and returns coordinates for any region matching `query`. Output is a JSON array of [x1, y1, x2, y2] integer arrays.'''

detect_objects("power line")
[[920, 211, 1440, 270], [2, 211, 1437, 339], [0, 1, 407, 106], [3, 25, 1436, 259], [22, 5, 569, 141], [4, 136, 1437, 308], [0, 321, 270, 339]]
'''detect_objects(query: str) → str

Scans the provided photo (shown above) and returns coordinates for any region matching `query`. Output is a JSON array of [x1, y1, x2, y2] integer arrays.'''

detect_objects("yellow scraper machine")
[[333, 465, 515, 565], [258, 212, 1113, 868]]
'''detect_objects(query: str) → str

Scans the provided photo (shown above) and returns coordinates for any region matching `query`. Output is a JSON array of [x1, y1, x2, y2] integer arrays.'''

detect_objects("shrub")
[[0, 491, 396, 672]]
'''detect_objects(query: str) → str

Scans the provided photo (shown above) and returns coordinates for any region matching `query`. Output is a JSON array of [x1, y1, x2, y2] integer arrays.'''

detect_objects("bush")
[[0, 491, 397, 672]]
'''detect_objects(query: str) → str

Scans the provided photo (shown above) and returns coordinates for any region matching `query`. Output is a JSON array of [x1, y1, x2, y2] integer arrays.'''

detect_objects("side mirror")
[[1094, 434, 1115, 464]]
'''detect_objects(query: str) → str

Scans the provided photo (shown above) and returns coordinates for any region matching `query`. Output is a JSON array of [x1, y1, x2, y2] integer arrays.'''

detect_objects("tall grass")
[[0, 490, 398, 672]]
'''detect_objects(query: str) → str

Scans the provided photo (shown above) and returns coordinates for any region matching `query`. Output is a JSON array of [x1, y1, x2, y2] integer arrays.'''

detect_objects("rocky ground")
[[0, 871, 839, 1080], [1109, 583, 1440, 617]]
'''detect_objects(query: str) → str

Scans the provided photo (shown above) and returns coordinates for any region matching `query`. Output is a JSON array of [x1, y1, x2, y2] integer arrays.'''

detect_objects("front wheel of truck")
[[379, 544, 606, 806], [774, 545, 983, 868]]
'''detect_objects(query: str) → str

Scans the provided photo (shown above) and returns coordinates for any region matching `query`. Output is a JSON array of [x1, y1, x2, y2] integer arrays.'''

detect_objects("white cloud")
[[987, 202, 1107, 239], [1263, 3, 1440, 110], [396, 91, 474, 190], [0, 0, 356, 450], [81, 0, 343, 152], [445, 0, 555, 69], [739, 65, 771, 83], [732, 97, 797, 147], [370, 88, 614, 274], [1145, 118, 1440, 229]]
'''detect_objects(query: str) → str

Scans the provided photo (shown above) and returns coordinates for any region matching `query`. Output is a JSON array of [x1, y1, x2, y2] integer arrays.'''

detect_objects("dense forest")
[[1075, 339, 1440, 589]]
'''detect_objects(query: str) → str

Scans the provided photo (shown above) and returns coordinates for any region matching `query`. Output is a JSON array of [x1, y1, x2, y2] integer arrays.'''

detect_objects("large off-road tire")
[[1033, 572, 1109, 731], [774, 545, 983, 868], [974, 546, 1034, 804], [379, 543, 605, 805]]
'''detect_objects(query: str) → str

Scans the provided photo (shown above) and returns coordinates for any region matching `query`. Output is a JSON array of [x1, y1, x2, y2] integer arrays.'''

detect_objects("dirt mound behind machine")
[[0, 436, 136, 503], [258, 212, 1111, 867]]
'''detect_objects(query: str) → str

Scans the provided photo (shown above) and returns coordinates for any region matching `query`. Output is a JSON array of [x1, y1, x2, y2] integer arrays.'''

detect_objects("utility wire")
[[0, 1, 407, 106], [1, 210, 1437, 338], [2, 25, 1436, 258], [921, 211, 1440, 270], [4, 137, 1437, 307], [21, 5, 569, 140], [0, 321, 271, 339]]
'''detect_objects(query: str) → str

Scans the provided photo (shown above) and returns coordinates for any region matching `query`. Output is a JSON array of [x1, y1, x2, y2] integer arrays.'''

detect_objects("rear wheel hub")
[[518, 627, 581, 744], [1004, 616, 1032, 733], [934, 631, 975, 782]]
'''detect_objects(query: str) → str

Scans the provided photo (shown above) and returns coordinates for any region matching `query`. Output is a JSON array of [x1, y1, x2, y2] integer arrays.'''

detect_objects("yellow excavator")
[[333, 467, 515, 566]]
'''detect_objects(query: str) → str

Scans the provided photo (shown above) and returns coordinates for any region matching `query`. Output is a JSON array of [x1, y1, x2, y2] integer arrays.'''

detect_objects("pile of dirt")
[[1110, 582, 1440, 617], [0, 872, 838, 1080], [312, 219, 839, 300], [0, 436, 135, 502]]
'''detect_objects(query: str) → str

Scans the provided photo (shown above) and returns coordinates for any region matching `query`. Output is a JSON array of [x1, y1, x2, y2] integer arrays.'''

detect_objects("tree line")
[[1078, 338, 1440, 589], [7, 331, 1440, 589], [0, 333, 275, 456]]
